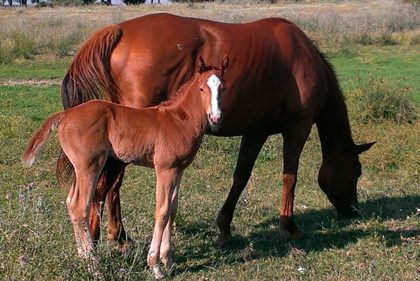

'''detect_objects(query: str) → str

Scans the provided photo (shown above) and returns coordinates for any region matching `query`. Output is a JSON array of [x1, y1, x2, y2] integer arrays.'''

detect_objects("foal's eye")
[[200, 87, 204, 92]]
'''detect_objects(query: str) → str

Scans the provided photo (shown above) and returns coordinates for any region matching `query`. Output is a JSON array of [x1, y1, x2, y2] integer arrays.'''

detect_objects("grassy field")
[[1, 1, 420, 280]]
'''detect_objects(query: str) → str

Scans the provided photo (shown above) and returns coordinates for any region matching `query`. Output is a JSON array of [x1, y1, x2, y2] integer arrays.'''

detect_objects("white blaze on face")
[[206, 74, 221, 121]]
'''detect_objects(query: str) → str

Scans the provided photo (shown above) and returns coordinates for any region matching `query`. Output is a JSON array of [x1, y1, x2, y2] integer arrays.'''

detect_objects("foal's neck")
[[158, 76, 207, 131]]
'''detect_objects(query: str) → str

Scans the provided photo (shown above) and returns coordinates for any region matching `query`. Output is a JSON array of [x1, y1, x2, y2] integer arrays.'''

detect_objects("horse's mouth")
[[336, 205, 359, 219], [208, 121, 222, 132]]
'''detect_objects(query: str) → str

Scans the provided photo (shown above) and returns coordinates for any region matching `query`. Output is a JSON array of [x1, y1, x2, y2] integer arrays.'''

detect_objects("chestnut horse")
[[59, 13, 374, 247], [23, 56, 228, 278]]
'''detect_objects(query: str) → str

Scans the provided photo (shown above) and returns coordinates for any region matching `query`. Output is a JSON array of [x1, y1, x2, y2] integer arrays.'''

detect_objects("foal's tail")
[[22, 112, 65, 168], [58, 24, 122, 187]]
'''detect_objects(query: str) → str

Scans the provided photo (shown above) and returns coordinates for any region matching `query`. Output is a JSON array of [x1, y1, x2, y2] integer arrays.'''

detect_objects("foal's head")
[[195, 55, 228, 131]]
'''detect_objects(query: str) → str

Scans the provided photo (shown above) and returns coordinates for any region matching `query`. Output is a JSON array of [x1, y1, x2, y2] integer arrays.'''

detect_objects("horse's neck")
[[316, 80, 355, 163]]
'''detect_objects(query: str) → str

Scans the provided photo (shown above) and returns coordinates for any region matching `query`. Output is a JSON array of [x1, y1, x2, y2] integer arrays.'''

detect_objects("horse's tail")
[[22, 112, 65, 168], [58, 25, 122, 187], [61, 24, 122, 109]]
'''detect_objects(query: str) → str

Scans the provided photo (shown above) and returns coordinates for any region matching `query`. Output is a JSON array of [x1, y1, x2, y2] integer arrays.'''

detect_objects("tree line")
[[0, 0, 225, 6]]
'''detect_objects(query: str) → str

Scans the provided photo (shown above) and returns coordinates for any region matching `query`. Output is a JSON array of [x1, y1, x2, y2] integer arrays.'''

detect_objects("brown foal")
[[22, 55, 228, 278]]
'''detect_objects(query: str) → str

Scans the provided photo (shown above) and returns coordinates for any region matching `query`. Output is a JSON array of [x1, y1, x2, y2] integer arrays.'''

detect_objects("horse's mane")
[[158, 66, 222, 110], [158, 76, 197, 109]]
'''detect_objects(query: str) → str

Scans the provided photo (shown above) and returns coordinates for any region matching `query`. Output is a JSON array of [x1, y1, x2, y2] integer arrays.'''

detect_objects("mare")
[[59, 13, 374, 247], [23, 56, 228, 279]]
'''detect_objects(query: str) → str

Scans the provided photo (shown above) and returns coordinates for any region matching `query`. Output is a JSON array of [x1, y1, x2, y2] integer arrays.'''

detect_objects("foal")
[[22, 55, 228, 278]]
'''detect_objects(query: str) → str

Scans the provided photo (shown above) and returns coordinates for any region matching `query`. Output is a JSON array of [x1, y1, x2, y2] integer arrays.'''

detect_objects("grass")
[[0, 0, 420, 63], [1, 47, 419, 281], [1, 2, 420, 280]]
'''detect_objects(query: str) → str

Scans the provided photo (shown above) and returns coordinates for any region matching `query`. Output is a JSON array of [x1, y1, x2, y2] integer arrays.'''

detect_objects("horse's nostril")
[[208, 113, 222, 124]]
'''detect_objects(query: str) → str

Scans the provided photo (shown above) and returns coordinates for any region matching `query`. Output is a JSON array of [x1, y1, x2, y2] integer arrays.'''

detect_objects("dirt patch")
[[0, 79, 60, 86]]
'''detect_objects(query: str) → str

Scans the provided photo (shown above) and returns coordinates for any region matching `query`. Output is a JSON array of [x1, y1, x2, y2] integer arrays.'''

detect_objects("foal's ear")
[[196, 56, 207, 73], [354, 142, 376, 154], [220, 54, 229, 72]]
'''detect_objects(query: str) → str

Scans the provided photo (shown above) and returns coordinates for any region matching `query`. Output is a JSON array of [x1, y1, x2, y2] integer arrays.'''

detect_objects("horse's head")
[[318, 142, 375, 218], [195, 55, 228, 131]]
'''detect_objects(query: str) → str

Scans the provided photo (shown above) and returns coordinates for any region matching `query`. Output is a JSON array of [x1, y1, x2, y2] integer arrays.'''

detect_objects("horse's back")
[[111, 13, 329, 136]]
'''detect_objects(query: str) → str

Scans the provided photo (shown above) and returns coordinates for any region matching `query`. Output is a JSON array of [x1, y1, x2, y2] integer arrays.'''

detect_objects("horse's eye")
[[200, 87, 204, 92]]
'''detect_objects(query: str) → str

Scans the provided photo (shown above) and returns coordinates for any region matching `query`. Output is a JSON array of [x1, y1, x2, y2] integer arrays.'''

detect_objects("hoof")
[[115, 240, 134, 253], [290, 227, 304, 240], [107, 233, 132, 245], [215, 233, 232, 247], [93, 269, 105, 281], [152, 265, 165, 279], [279, 224, 304, 240], [166, 262, 176, 276]]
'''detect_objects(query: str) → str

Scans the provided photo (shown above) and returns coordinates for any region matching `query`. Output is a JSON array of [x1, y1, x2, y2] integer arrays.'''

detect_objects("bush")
[[354, 74, 418, 124], [122, 0, 145, 4], [10, 32, 37, 60], [35, 1, 54, 7], [49, 0, 84, 6], [171, 0, 214, 2]]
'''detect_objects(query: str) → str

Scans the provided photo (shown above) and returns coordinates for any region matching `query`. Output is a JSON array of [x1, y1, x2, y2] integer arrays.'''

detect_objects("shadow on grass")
[[175, 194, 420, 273]]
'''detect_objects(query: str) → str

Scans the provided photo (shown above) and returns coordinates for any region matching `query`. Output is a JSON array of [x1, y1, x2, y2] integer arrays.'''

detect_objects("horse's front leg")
[[216, 134, 268, 246], [280, 124, 312, 240], [148, 168, 180, 279]]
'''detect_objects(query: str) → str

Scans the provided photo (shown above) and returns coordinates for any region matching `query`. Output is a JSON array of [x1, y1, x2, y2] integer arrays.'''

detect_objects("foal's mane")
[[158, 66, 222, 109]]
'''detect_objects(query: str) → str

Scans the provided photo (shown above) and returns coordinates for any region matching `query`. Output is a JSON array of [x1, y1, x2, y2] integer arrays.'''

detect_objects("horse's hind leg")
[[216, 134, 268, 246], [105, 165, 127, 244], [88, 158, 128, 245]]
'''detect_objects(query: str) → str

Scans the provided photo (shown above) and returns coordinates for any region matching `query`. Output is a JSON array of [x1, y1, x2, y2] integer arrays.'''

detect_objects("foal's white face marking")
[[207, 74, 222, 119]]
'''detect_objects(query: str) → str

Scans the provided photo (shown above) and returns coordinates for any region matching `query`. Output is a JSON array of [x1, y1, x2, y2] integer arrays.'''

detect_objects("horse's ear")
[[196, 56, 206, 73], [354, 142, 376, 154], [220, 54, 229, 72]]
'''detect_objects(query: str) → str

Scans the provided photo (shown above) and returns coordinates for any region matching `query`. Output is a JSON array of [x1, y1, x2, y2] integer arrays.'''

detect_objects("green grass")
[[1, 45, 419, 280], [0, 57, 71, 82], [330, 46, 420, 103]]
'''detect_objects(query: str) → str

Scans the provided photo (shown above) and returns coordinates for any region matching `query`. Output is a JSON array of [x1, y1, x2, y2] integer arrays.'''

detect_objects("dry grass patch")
[[1, 1, 420, 62]]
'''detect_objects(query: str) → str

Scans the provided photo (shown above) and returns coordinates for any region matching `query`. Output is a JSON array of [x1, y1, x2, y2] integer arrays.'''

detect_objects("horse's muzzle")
[[337, 206, 359, 219], [208, 112, 223, 132], [208, 112, 223, 126]]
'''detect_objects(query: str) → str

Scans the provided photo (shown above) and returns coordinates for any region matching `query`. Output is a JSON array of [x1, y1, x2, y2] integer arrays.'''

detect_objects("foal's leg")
[[216, 134, 268, 246], [148, 168, 180, 279], [160, 171, 183, 273], [279, 124, 312, 239], [67, 165, 104, 259]]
